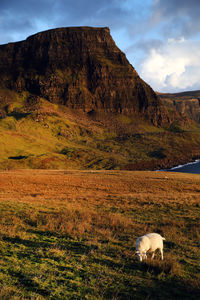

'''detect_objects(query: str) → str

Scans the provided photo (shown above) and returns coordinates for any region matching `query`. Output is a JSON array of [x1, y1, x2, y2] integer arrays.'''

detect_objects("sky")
[[1, 0, 200, 93]]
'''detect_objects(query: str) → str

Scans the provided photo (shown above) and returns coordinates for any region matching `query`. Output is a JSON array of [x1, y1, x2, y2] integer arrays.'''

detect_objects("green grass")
[[0, 171, 199, 299]]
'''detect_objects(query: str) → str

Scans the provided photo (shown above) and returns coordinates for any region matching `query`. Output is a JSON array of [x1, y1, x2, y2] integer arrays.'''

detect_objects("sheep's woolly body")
[[136, 233, 165, 261]]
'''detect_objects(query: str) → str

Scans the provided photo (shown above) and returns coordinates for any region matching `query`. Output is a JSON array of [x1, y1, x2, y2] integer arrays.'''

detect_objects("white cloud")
[[140, 38, 200, 92]]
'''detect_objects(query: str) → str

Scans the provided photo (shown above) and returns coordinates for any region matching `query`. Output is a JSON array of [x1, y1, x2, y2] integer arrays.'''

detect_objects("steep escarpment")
[[158, 90, 200, 123], [0, 27, 169, 125]]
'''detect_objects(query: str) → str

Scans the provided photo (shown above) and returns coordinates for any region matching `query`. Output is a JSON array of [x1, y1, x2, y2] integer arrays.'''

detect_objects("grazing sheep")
[[136, 233, 165, 262]]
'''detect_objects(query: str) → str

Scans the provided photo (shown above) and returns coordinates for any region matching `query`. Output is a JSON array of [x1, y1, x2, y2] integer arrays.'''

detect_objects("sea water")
[[167, 160, 200, 174]]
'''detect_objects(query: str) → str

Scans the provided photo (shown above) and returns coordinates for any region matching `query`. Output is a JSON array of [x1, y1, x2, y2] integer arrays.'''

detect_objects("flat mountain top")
[[0, 26, 170, 126]]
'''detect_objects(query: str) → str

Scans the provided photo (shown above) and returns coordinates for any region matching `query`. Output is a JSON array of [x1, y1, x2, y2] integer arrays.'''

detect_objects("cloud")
[[151, 0, 200, 38], [0, 0, 56, 43], [140, 38, 200, 92], [0, 0, 135, 44]]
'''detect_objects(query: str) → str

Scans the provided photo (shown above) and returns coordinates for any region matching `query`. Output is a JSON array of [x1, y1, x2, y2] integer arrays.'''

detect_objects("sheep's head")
[[136, 251, 147, 261], [136, 251, 143, 261]]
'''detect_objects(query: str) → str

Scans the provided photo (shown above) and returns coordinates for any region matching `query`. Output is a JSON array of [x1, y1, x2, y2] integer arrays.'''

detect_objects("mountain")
[[158, 90, 200, 123], [0, 27, 170, 125], [0, 27, 199, 170]]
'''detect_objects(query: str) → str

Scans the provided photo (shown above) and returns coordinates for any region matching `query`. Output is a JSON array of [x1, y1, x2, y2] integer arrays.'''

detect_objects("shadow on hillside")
[[136, 277, 200, 300], [8, 155, 28, 160], [2, 235, 50, 249], [7, 112, 30, 120], [2, 230, 98, 257], [8, 269, 50, 297]]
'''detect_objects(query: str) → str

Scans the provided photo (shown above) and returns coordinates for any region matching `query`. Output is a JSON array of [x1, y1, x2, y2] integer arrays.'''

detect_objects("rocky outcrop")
[[0, 27, 170, 125], [174, 99, 200, 123], [159, 91, 200, 123]]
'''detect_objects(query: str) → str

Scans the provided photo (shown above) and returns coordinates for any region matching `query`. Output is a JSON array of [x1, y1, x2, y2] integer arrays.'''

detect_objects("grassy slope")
[[0, 94, 200, 170], [0, 170, 199, 299]]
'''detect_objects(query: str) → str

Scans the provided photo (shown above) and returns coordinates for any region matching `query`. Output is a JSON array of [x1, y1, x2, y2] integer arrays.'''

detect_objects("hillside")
[[0, 170, 199, 299], [0, 97, 199, 170], [0, 27, 200, 170]]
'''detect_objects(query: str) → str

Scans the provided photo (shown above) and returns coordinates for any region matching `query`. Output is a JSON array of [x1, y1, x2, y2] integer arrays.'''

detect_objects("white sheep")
[[136, 233, 165, 261]]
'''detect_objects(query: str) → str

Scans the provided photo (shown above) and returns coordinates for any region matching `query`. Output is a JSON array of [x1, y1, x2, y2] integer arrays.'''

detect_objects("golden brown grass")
[[0, 170, 199, 299], [0, 170, 199, 240]]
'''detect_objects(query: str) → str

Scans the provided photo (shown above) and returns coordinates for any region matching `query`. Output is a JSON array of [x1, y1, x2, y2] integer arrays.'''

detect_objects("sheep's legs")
[[150, 249, 163, 260], [160, 249, 163, 260], [142, 252, 147, 260]]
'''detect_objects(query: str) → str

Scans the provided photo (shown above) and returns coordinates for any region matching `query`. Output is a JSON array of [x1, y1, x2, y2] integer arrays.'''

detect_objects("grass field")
[[0, 170, 199, 299]]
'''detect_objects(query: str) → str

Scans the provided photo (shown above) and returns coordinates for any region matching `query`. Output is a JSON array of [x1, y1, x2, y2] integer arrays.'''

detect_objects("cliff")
[[0, 27, 169, 125], [159, 90, 200, 123]]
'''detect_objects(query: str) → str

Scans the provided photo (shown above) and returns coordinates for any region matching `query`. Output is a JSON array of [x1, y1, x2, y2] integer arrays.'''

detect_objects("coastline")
[[124, 155, 200, 172], [164, 159, 200, 174], [168, 159, 200, 171]]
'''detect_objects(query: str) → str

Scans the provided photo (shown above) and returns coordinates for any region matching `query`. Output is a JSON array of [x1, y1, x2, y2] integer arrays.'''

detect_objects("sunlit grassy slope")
[[0, 94, 200, 170], [0, 170, 199, 299]]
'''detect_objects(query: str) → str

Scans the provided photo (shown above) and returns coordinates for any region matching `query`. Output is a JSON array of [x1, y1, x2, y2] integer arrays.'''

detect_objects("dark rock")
[[0, 26, 171, 125]]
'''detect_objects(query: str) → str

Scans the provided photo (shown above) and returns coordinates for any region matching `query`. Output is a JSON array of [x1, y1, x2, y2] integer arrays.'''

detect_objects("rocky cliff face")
[[173, 99, 200, 123], [159, 91, 200, 123], [0, 27, 170, 125]]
